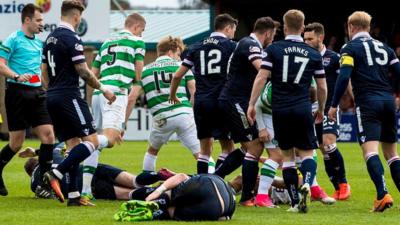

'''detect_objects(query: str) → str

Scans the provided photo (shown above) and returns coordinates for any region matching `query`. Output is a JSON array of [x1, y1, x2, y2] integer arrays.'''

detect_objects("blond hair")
[[157, 36, 185, 56], [125, 13, 146, 28], [348, 11, 372, 30], [283, 9, 305, 32]]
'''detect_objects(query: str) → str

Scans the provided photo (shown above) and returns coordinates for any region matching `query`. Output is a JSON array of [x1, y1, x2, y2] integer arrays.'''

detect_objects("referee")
[[0, 4, 55, 196]]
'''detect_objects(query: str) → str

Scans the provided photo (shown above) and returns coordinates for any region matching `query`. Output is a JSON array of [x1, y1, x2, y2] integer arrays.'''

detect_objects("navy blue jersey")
[[322, 48, 340, 110], [340, 32, 399, 103], [42, 23, 86, 95], [183, 32, 236, 99], [219, 34, 264, 101], [262, 35, 325, 109]]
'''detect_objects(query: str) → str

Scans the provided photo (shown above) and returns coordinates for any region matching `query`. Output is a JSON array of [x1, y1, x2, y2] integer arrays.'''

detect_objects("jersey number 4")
[[282, 55, 309, 84], [48, 51, 56, 76], [200, 49, 221, 75]]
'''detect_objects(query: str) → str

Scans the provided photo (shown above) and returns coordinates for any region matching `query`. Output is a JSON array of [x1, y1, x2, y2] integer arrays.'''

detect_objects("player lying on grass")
[[115, 173, 236, 221], [20, 146, 175, 201]]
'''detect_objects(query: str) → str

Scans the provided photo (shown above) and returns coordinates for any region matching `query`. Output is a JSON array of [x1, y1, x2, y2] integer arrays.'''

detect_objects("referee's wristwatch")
[[13, 74, 19, 82]]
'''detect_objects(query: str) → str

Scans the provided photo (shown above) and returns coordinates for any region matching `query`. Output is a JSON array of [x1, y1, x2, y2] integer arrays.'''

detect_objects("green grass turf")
[[0, 140, 400, 225]]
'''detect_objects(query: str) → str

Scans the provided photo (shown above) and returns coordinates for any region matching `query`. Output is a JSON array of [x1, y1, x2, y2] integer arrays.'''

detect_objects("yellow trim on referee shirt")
[[340, 55, 354, 67]]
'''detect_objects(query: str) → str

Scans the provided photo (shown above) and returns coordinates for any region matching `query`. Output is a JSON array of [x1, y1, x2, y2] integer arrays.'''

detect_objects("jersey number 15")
[[362, 41, 388, 66]]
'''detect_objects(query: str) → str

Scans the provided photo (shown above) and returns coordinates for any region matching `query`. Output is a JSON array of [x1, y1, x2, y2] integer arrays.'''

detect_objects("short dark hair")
[[61, 0, 85, 17], [24, 158, 39, 177], [305, 22, 325, 35], [253, 17, 280, 33], [21, 3, 42, 23], [214, 13, 238, 31]]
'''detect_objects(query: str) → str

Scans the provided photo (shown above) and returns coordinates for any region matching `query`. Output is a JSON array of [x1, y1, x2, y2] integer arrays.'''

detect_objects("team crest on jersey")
[[322, 57, 331, 66], [75, 43, 84, 51], [249, 46, 261, 53]]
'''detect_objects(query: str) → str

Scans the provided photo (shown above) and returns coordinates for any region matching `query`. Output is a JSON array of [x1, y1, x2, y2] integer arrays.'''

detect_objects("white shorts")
[[261, 114, 278, 149], [92, 94, 127, 132], [149, 113, 200, 155]]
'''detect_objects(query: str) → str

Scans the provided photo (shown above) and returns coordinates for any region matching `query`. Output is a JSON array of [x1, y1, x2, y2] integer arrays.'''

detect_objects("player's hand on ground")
[[314, 109, 324, 124], [17, 74, 31, 82], [103, 90, 116, 105], [328, 107, 338, 122], [168, 94, 181, 104], [247, 105, 256, 125], [258, 128, 271, 143], [18, 147, 36, 158]]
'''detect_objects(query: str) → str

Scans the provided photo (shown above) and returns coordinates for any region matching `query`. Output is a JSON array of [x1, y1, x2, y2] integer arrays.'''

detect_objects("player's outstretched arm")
[[329, 66, 353, 121], [91, 66, 100, 78], [169, 65, 189, 104], [248, 69, 270, 125], [125, 85, 143, 128], [315, 77, 327, 123], [75, 62, 116, 104], [187, 79, 196, 105], [145, 173, 190, 201], [134, 60, 144, 82]]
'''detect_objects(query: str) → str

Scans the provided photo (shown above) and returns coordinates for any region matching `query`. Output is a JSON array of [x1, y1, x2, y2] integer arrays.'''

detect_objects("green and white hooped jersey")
[[259, 81, 272, 115], [92, 30, 145, 96], [141, 56, 194, 119]]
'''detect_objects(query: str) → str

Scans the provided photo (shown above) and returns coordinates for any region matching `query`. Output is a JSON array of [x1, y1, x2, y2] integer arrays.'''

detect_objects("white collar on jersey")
[[352, 31, 371, 40], [250, 33, 263, 48], [58, 21, 75, 32], [120, 29, 134, 36], [210, 32, 227, 38], [156, 55, 173, 61], [285, 35, 303, 42], [320, 45, 327, 56]]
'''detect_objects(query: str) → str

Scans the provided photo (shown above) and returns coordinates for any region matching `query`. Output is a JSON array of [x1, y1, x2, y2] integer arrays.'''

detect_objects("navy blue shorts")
[[47, 93, 96, 142], [218, 99, 258, 143], [273, 104, 318, 150], [315, 113, 340, 145], [315, 122, 323, 146], [171, 174, 235, 221], [193, 99, 229, 140], [91, 164, 124, 200], [355, 100, 397, 145]]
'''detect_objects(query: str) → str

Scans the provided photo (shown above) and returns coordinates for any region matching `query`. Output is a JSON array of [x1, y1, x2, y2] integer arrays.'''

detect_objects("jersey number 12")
[[200, 49, 221, 75]]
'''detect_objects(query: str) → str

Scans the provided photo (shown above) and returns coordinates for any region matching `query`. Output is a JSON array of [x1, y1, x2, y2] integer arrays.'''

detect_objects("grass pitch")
[[0, 140, 399, 225]]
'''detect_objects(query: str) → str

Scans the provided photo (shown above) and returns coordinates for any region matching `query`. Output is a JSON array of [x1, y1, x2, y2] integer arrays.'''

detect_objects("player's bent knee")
[[323, 143, 337, 154], [82, 134, 100, 150]]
